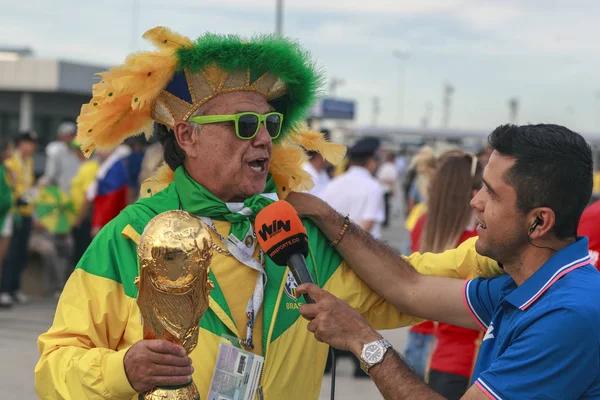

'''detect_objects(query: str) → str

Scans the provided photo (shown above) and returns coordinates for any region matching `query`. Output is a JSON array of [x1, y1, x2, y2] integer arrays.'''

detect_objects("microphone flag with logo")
[[255, 201, 315, 303]]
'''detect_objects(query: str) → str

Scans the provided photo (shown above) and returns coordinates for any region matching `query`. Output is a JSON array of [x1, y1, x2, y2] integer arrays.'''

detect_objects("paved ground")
[[0, 201, 410, 400]]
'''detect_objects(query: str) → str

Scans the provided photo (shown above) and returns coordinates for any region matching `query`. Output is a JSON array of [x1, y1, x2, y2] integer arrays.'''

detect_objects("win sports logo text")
[[258, 219, 291, 241]]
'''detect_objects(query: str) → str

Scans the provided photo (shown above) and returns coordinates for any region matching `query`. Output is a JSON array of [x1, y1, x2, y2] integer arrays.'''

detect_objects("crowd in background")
[[0, 123, 163, 307]]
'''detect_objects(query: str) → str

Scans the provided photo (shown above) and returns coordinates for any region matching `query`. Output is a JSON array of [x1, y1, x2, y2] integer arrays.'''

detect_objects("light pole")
[[372, 97, 381, 126], [421, 101, 433, 129], [275, 0, 283, 36], [329, 77, 345, 97], [393, 50, 410, 126], [441, 82, 455, 128], [508, 97, 519, 124]]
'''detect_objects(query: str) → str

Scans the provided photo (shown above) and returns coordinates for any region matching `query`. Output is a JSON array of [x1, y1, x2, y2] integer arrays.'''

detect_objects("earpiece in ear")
[[529, 217, 543, 234]]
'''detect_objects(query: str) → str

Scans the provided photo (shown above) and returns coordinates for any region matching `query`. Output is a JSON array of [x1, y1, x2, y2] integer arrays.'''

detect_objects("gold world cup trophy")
[[136, 210, 214, 400]]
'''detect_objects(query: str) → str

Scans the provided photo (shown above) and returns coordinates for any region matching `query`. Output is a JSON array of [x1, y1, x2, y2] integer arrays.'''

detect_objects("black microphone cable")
[[330, 347, 336, 400]]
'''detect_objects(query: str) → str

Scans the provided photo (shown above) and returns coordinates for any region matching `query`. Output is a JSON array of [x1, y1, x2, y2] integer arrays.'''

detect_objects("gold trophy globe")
[[136, 210, 214, 400]]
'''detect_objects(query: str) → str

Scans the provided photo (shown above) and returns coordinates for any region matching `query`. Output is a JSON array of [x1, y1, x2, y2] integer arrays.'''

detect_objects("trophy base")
[[140, 380, 200, 400]]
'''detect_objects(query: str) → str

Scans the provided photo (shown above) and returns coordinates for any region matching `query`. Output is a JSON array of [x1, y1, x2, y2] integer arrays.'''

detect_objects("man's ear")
[[173, 121, 198, 159], [527, 207, 555, 239]]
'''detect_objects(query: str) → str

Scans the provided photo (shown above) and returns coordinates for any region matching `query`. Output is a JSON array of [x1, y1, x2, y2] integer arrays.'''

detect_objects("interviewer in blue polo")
[[290, 124, 600, 399]]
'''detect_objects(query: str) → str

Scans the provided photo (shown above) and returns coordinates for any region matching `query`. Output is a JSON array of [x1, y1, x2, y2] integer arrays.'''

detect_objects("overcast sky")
[[2, 0, 600, 133]]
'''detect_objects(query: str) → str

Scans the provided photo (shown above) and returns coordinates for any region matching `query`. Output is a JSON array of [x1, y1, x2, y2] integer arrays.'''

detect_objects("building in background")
[[0, 47, 105, 174]]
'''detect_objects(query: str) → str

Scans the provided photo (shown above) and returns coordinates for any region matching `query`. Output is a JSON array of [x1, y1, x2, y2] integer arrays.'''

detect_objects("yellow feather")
[[269, 141, 314, 199], [140, 163, 175, 198], [93, 51, 177, 110], [130, 55, 178, 109], [289, 127, 347, 165], [77, 96, 154, 154], [77, 37, 181, 157], [143, 26, 193, 50]]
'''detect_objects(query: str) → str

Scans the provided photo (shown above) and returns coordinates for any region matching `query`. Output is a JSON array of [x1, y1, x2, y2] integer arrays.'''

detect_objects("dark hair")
[[0, 137, 12, 166], [488, 124, 593, 239], [124, 135, 148, 147], [15, 130, 38, 145], [348, 154, 375, 167], [155, 122, 185, 170], [0, 136, 11, 153]]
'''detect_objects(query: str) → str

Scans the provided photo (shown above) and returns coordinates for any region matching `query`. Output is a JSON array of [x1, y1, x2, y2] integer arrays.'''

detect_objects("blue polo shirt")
[[464, 237, 600, 399]]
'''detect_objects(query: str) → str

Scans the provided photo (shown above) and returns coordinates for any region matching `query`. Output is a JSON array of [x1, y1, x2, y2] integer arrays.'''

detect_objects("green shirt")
[[0, 165, 12, 229]]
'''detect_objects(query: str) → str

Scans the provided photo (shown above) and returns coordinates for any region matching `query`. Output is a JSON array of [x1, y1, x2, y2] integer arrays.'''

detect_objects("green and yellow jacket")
[[35, 169, 502, 400]]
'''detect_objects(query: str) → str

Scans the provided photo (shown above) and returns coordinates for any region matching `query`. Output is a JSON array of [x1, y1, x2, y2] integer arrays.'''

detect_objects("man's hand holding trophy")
[[125, 210, 214, 400]]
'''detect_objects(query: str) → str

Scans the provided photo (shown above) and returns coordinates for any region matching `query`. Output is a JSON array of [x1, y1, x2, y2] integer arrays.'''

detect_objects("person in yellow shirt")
[[0, 131, 38, 307]]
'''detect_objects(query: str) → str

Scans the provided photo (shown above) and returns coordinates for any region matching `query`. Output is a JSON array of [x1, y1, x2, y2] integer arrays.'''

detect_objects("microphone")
[[255, 201, 315, 304]]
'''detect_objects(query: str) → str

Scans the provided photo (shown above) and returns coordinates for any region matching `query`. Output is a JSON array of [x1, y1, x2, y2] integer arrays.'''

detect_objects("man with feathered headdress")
[[35, 27, 501, 399]]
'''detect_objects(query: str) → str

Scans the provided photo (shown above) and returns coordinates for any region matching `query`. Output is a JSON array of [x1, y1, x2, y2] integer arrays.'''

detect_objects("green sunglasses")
[[188, 112, 284, 140]]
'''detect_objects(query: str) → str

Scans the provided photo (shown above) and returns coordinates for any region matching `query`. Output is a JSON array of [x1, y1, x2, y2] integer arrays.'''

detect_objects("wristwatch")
[[359, 338, 393, 374]]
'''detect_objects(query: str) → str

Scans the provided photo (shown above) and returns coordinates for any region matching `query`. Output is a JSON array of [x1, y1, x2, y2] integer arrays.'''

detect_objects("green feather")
[[175, 33, 324, 142]]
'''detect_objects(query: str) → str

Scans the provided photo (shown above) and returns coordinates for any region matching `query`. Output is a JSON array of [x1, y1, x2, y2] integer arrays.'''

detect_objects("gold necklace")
[[212, 242, 231, 256]]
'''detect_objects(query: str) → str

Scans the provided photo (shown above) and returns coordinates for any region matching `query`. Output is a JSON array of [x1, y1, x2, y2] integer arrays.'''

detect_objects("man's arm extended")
[[297, 284, 489, 400], [287, 192, 478, 329]]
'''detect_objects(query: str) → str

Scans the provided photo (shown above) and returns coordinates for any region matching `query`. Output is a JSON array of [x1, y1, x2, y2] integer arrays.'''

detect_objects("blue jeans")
[[403, 331, 434, 380]]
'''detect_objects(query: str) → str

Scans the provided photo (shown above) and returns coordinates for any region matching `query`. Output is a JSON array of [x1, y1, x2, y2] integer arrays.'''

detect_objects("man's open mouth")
[[477, 217, 487, 230], [248, 158, 267, 172]]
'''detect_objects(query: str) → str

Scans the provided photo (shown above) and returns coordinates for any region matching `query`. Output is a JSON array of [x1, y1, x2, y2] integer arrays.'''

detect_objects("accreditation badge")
[[208, 338, 264, 400]]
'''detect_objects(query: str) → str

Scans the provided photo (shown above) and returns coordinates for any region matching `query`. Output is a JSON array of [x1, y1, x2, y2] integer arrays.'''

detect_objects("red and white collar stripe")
[[519, 255, 590, 311]]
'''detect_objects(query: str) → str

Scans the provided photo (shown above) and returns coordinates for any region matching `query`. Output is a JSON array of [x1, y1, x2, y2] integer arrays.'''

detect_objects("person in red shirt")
[[409, 151, 483, 399], [401, 148, 438, 380], [578, 198, 600, 269], [404, 213, 435, 380]]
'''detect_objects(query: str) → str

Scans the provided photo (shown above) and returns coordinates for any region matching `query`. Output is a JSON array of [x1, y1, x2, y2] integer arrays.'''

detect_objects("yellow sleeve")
[[406, 236, 503, 280], [26, 157, 35, 189], [324, 237, 503, 330], [35, 268, 138, 400], [4, 156, 20, 194], [324, 261, 421, 330]]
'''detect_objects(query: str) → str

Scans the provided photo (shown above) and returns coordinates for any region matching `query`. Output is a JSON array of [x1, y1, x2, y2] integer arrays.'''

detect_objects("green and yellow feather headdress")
[[76, 26, 345, 198]]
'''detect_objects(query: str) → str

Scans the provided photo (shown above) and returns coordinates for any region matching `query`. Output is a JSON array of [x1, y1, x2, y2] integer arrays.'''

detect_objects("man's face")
[[61, 133, 76, 144], [312, 154, 328, 171], [184, 91, 274, 202], [470, 150, 529, 264], [19, 140, 37, 157], [366, 151, 382, 175]]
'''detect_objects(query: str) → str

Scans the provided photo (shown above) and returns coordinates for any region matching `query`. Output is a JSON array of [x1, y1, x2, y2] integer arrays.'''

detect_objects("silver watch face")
[[363, 342, 384, 364]]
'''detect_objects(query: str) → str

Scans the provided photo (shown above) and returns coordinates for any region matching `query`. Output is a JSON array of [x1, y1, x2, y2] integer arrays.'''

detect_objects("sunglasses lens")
[[238, 114, 259, 138], [265, 113, 282, 138]]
